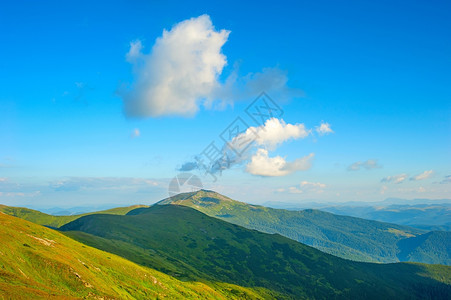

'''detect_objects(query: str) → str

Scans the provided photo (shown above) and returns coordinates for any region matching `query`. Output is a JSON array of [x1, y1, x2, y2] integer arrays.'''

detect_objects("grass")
[[0, 211, 274, 299], [0, 204, 149, 228], [60, 204, 451, 299]]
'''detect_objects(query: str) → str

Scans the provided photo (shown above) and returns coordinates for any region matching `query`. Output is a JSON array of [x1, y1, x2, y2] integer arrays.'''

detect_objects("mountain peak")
[[157, 189, 238, 206]]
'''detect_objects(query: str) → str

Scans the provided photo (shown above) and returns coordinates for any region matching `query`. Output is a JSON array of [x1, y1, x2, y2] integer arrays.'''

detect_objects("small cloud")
[[130, 128, 141, 138], [410, 170, 434, 181], [315, 122, 333, 135], [0, 177, 7, 182], [381, 173, 408, 184], [300, 181, 326, 189], [284, 180, 326, 194], [179, 162, 198, 172], [245, 149, 314, 177], [438, 175, 451, 184], [418, 186, 426, 193], [348, 159, 382, 171], [380, 185, 388, 194], [288, 186, 303, 194]]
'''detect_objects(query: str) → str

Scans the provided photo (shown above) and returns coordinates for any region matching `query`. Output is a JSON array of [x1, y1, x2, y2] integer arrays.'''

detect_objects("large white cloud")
[[120, 15, 230, 117], [119, 15, 301, 118], [246, 149, 314, 176]]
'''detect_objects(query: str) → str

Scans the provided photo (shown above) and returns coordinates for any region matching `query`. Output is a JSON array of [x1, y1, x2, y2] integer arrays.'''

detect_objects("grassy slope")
[[157, 190, 450, 264], [0, 212, 272, 299], [0, 204, 149, 228], [61, 204, 451, 299]]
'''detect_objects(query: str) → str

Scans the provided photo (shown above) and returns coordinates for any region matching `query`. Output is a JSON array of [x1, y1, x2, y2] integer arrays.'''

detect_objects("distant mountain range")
[[320, 203, 451, 231]]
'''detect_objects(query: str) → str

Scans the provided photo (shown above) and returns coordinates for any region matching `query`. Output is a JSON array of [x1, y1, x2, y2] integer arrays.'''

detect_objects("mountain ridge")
[[155, 190, 450, 265], [60, 204, 451, 299]]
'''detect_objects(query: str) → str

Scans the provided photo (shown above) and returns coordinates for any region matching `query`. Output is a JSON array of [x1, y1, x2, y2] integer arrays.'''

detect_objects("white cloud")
[[288, 186, 304, 194], [0, 177, 7, 182], [130, 128, 140, 138], [119, 15, 302, 118], [282, 181, 326, 194], [315, 122, 333, 135], [300, 181, 326, 189], [245, 149, 314, 176], [410, 170, 434, 181], [234, 118, 310, 150], [381, 173, 408, 184], [348, 159, 381, 171], [439, 175, 451, 184], [120, 15, 230, 117]]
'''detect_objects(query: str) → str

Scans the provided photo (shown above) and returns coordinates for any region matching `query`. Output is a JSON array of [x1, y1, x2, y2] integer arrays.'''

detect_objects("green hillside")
[[0, 204, 148, 228], [0, 211, 273, 299], [397, 231, 451, 265], [60, 204, 451, 299], [156, 190, 450, 264]]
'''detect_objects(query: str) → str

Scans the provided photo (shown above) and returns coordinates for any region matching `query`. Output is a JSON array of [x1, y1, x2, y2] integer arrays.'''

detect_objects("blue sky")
[[0, 0, 450, 208]]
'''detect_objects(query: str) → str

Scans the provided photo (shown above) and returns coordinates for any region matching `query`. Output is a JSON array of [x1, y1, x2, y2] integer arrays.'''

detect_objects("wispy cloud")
[[280, 180, 327, 194], [347, 159, 382, 171], [51, 177, 160, 192], [130, 128, 141, 138], [381, 173, 408, 184], [438, 175, 451, 184], [300, 181, 326, 189], [410, 170, 434, 181]]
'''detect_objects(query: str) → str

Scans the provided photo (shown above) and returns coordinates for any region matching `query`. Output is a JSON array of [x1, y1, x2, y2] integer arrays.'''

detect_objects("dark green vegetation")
[[397, 231, 451, 265], [60, 204, 451, 299], [322, 204, 451, 231], [0, 204, 148, 228], [157, 190, 450, 265], [0, 212, 269, 299]]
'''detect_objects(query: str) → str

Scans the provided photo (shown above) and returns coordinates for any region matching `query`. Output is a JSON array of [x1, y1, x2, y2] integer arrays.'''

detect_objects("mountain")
[[156, 190, 450, 265], [0, 211, 267, 299], [60, 204, 451, 299], [397, 231, 451, 265], [321, 204, 451, 231], [0, 204, 149, 228]]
